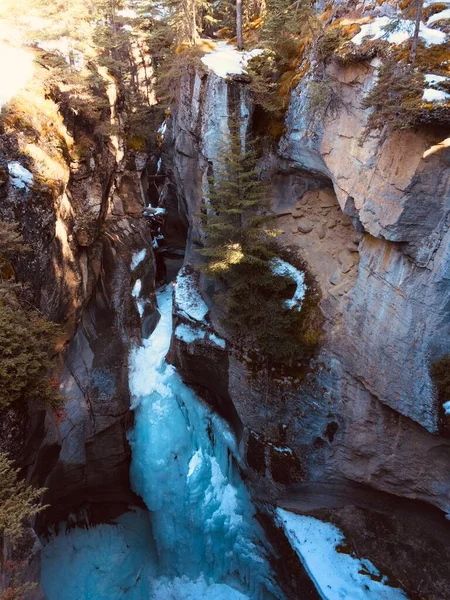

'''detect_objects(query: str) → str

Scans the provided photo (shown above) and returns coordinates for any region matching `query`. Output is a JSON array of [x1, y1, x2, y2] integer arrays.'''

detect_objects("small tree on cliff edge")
[[199, 121, 270, 273], [199, 125, 321, 365]]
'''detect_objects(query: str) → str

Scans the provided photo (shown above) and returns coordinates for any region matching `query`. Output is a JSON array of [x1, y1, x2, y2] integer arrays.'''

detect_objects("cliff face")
[[0, 46, 157, 594], [161, 23, 450, 594]]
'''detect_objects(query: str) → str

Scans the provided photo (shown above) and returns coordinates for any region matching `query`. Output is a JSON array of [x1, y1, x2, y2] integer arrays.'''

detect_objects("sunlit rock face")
[[281, 59, 450, 265], [162, 33, 450, 522], [0, 49, 157, 530]]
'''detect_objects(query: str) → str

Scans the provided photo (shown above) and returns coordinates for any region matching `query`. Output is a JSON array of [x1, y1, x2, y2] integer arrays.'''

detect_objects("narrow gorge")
[[0, 0, 449, 599]]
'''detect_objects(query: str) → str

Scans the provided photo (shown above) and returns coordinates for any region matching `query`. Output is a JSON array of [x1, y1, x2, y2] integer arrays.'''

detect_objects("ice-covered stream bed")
[[41, 285, 280, 600]]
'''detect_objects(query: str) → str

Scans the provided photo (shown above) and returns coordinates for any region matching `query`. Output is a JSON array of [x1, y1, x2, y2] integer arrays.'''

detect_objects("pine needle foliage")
[[0, 453, 46, 541], [200, 124, 269, 270], [363, 61, 424, 132], [199, 125, 322, 366], [0, 305, 61, 410], [0, 221, 61, 410]]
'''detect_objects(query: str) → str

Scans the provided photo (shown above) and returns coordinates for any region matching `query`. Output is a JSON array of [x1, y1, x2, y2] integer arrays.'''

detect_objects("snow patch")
[[131, 249, 147, 271], [201, 41, 264, 79], [351, 16, 447, 47], [117, 8, 138, 18], [276, 509, 408, 600], [424, 73, 449, 85], [158, 120, 167, 136], [174, 268, 209, 322], [175, 324, 225, 348], [132, 279, 145, 317], [8, 162, 33, 190], [274, 446, 293, 455], [270, 258, 306, 311], [209, 332, 226, 349], [175, 323, 206, 344], [428, 8, 450, 25], [422, 88, 450, 102], [443, 400, 450, 415]]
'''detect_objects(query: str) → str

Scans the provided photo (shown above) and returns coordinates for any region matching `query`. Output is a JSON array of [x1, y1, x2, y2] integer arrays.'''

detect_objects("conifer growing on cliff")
[[199, 126, 322, 365]]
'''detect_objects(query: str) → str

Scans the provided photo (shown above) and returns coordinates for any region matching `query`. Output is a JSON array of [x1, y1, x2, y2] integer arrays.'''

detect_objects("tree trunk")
[[410, 0, 424, 65], [192, 0, 198, 45], [236, 0, 243, 50]]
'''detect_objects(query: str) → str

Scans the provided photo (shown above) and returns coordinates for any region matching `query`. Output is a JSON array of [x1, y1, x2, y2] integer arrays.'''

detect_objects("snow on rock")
[[117, 8, 138, 18], [424, 73, 449, 85], [422, 88, 450, 103], [209, 332, 226, 349], [443, 400, 450, 415], [351, 16, 447, 47], [276, 509, 408, 600], [270, 258, 306, 311], [131, 249, 147, 271], [132, 279, 145, 317], [0, 43, 33, 110], [174, 267, 209, 323], [201, 41, 264, 79], [175, 323, 226, 348], [428, 8, 450, 25], [157, 120, 167, 136], [8, 162, 33, 190], [175, 323, 207, 344]]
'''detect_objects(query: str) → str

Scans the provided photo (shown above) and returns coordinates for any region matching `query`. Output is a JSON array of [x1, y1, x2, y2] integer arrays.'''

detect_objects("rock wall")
[[0, 55, 157, 596], [162, 44, 450, 520]]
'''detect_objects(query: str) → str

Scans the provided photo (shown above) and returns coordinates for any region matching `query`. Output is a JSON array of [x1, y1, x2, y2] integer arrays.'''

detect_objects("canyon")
[[0, 2, 449, 598]]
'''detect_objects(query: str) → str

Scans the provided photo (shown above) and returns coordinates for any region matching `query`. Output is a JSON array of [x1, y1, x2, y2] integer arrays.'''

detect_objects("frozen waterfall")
[[41, 285, 280, 600]]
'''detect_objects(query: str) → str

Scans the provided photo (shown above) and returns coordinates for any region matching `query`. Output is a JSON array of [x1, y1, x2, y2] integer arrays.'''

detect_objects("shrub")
[[0, 304, 61, 410], [0, 453, 46, 541], [362, 61, 424, 132], [221, 242, 322, 366]]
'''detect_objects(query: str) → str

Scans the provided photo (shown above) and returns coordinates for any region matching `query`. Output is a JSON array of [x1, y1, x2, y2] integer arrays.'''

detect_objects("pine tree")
[[0, 454, 46, 541], [200, 122, 269, 273], [0, 221, 61, 410], [199, 126, 322, 365]]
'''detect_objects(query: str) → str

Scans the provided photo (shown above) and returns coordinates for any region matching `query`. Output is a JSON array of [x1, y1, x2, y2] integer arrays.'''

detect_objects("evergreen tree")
[[199, 126, 322, 365], [200, 123, 269, 273], [0, 222, 61, 410], [0, 454, 46, 541]]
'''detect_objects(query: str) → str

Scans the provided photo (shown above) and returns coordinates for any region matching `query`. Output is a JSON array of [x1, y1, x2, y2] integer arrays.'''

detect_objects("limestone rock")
[[318, 188, 338, 208], [297, 220, 314, 233], [330, 270, 343, 285], [317, 224, 326, 239]]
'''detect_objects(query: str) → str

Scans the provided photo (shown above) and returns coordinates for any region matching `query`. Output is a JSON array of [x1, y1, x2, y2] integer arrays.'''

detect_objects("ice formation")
[[174, 267, 209, 322], [276, 509, 408, 600], [8, 161, 34, 190], [42, 285, 279, 600], [131, 249, 147, 271], [270, 258, 306, 311], [201, 41, 264, 79], [351, 16, 447, 47], [443, 400, 450, 415], [128, 286, 278, 597]]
